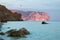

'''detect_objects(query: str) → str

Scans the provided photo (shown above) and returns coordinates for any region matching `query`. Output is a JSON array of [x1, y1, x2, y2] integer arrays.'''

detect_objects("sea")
[[0, 21, 60, 40]]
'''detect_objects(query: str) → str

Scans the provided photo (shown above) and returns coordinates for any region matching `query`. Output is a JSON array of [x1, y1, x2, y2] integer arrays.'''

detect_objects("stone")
[[0, 32, 5, 35], [0, 38, 4, 40], [18, 28, 30, 35], [42, 21, 48, 24], [6, 29, 17, 34], [6, 28, 30, 37]]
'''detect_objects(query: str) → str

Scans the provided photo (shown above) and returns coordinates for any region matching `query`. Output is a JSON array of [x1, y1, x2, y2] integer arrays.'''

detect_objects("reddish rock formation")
[[11, 10, 50, 21], [0, 5, 23, 22], [22, 12, 50, 21]]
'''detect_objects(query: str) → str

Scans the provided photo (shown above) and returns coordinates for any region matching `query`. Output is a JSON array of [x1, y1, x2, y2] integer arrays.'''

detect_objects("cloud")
[[0, 0, 60, 10]]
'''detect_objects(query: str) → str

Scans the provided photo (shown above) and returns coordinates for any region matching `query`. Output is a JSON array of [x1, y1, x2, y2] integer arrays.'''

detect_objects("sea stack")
[[42, 21, 48, 24]]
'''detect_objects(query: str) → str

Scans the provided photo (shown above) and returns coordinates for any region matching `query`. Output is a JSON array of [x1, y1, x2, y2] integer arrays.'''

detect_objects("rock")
[[6, 29, 17, 34], [18, 28, 30, 35], [0, 38, 4, 40], [42, 21, 48, 24], [7, 27, 10, 29], [6, 29, 21, 37], [0, 23, 3, 31], [0, 5, 23, 22], [7, 29, 25, 37], [20, 19, 24, 21], [6, 28, 30, 37], [8, 31, 22, 37], [0, 32, 5, 35]]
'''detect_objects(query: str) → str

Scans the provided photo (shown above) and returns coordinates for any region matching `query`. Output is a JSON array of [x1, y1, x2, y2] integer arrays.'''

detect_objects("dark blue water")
[[0, 21, 60, 40]]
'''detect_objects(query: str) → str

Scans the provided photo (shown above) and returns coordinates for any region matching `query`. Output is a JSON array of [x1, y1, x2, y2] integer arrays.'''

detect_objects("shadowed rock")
[[6, 28, 30, 37], [7, 27, 10, 29], [6, 29, 17, 34], [0, 38, 4, 40], [0, 23, 4, 31], [0, 32, 5, 35], [42, 21, 48, 24], [18, 28, 30, 35]]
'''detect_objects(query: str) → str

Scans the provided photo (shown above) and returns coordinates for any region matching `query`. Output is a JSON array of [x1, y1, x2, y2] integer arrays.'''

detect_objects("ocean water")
[[0, 21, 60, 40]]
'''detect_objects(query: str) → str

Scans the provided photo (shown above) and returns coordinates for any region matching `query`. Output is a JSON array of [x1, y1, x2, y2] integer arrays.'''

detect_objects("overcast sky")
[[0, 0, 60, 21]]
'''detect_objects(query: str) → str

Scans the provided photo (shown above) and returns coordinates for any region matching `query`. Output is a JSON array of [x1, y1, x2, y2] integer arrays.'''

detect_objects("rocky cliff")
[[0, 5, 23, 22], [11, 10, 50, 21], [22, 12, 50, 21]]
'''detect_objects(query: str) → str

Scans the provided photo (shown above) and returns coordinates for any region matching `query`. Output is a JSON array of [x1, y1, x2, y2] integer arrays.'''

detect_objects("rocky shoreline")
[[0, 27, 30, 37], [0, 5, 23, 22]]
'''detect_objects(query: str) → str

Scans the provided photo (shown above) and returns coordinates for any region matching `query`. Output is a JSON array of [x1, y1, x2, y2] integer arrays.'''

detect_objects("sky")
[[0, 0, 60, 21]]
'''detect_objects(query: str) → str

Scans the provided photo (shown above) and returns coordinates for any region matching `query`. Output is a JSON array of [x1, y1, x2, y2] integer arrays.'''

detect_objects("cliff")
[[22, 12, 50, 21], [11, 10, 50, 21], [0, 5, 23, 22]]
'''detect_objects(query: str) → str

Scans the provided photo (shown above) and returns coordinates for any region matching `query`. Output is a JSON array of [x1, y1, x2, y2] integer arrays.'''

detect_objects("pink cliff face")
[[22, 12, 50, 21], [11, 10, 50, 21]]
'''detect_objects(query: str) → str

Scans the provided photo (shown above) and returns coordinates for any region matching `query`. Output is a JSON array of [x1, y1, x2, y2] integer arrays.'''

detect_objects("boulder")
[[7, 27, 10, 29], [7, 31, 22, 37], [6, 29, 21, 37], [0, 38, 4, 40], [0, 23, 3, 31], [42, 21, 48, 24], [18, 28, 30, 35], [6, 29, 17, 34], [0, 32, 5, 35], [6, 28, 30, 37]]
